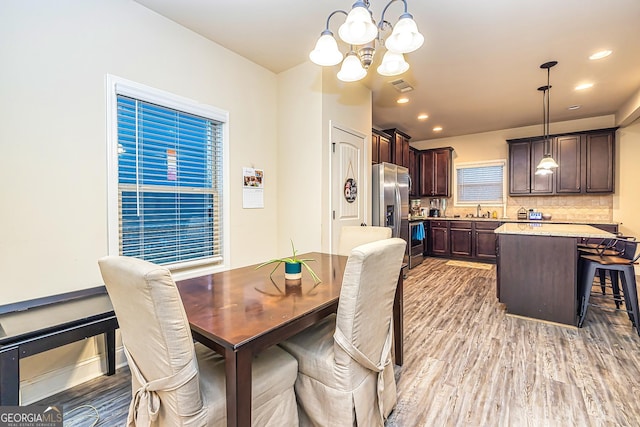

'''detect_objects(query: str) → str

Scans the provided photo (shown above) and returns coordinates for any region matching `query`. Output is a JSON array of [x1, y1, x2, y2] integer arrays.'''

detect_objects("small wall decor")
[[242, 167, 264, 208], [343, 161, 357, 203]]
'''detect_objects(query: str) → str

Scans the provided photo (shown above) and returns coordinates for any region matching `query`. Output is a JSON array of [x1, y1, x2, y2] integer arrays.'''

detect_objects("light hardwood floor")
[[37, 257, 640, 426]]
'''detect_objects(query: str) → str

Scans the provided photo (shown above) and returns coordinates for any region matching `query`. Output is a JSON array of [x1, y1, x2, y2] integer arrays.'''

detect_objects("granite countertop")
[[408, 216, 618, 226], [494, 222, 616, 238]]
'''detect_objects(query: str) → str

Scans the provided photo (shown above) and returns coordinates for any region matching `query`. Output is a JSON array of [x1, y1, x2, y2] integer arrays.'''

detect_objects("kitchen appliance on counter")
[[428, 197, 448, 217], [410, 199, 422, 217], [428, 198, 441, 217], [372, 163, 410, 261]]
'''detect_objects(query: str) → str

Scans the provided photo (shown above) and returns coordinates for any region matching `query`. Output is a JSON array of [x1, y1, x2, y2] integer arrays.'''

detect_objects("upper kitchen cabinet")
[[420, 147, 453, 197], [508, 138, 553, 195], [556, 129, 616, 194], [384, 128, 411, 168], [409, 147, 419, 197], [507, 128, 616, 196], [372, 129, 392, 165]]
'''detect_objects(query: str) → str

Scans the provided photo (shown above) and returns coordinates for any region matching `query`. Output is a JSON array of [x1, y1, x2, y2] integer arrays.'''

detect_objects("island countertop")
[[495, 222, 616, 238]]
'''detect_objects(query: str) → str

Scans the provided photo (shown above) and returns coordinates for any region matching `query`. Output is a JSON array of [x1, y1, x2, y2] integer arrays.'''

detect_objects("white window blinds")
[[116, 95, 224, 267], [455, 162, 505, 204]]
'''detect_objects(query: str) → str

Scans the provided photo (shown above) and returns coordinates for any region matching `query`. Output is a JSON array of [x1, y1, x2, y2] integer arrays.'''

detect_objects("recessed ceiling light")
[[417, 114, 429, 120], [589, 50, 612, 60], [397, 97, 409, 104], [568, 105, 581, 110], [575, 83, 594, 91], [433, 126, 443, 132]]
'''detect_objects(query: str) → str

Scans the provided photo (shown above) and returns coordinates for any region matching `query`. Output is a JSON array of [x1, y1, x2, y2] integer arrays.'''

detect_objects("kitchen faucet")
[[477, 204, 481, 218]]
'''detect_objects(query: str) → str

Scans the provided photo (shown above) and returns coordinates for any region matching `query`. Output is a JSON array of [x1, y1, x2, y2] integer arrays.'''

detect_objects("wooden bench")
[[0, 287, 118, 405]]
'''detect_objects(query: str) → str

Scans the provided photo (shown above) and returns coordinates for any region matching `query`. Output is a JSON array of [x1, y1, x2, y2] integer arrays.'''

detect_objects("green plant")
[[256, 240, 321, 284]]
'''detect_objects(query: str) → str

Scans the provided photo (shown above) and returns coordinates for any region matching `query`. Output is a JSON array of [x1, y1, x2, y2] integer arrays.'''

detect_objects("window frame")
[[106, 75, 230, 278], [453, 159, 507, 207]]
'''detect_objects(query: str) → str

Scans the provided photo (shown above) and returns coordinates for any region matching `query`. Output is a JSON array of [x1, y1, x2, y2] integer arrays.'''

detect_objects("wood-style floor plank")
[[36, 257, 640, 426]]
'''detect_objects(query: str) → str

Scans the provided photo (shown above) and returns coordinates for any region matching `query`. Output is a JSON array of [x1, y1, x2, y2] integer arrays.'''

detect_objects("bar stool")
[[577, 236, 632, 307], [577, 238, 640, 335]]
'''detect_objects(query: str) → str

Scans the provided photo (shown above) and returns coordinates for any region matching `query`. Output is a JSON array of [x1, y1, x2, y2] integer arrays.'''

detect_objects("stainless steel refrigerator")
[[372, 162, 409, 256]]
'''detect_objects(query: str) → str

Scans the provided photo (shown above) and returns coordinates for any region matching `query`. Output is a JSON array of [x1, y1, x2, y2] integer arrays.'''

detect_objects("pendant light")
[[535, 61, 559, 175], [310, 0, 424, 82]]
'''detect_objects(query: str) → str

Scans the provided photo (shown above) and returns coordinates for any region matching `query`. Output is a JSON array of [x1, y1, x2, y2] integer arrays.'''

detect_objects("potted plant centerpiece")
[[257, 240, 321, 286]]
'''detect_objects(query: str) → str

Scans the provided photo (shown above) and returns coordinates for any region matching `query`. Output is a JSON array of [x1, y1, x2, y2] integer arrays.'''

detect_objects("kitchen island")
[[495, 223, 615, 326]]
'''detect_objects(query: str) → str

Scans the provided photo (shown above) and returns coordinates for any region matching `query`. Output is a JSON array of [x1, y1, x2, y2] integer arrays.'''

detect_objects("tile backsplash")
[[418, 194, 613, 221], [505, 195, 613, 221]]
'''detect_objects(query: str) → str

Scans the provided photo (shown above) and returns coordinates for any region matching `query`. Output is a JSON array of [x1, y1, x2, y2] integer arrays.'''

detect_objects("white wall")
[[276, 64, 372, 256], [0, 0, 282, 402], [614, 118, 640, 241], [0, 0, 280, 303]]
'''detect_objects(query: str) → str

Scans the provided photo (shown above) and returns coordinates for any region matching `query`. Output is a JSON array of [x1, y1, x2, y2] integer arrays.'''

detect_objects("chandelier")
[[309, 0, 424, 82], [535, 60, 559, 175]]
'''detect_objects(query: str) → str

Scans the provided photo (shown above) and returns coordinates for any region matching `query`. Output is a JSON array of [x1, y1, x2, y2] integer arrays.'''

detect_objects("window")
[[454, 160, 505, 205], [107, 76, 227, 270]]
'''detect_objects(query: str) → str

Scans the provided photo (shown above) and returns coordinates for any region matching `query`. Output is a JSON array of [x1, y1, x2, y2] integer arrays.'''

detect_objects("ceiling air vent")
[[390, 79, 414, 93]]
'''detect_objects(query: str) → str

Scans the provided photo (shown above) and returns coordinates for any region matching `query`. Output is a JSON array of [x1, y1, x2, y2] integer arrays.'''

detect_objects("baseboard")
[[20, 347, 127, 406]]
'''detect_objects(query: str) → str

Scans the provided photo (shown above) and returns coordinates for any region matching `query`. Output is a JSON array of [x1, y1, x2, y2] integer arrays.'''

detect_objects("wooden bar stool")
[[578, 238, 640, 335]]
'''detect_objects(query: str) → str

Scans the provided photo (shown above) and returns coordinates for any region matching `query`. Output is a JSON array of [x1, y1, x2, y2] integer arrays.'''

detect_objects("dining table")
[[175, 252, 404, 427]]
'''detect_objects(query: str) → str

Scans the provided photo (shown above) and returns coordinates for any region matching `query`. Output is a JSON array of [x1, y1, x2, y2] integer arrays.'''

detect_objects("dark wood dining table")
[[175, 252, 404, 427]]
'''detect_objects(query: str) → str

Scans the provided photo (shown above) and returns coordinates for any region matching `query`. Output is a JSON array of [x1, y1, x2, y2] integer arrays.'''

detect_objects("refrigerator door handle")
[[394, 182, 402, 238]]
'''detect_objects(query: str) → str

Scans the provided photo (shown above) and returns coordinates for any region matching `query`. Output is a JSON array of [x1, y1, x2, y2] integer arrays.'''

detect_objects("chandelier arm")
[[380, 0, 408, 24], [324, 10, 348, 31]]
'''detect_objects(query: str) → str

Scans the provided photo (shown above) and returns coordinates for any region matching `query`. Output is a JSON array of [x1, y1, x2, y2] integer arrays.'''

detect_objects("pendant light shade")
[[377, 51, 410, 76], [311, 1, 424, 81], [384, 13, 424, 53], [309, 30, 343, 66], [535, 61, 559, 174], [337, 51, 368, 82], [338, 1, 378, 45]]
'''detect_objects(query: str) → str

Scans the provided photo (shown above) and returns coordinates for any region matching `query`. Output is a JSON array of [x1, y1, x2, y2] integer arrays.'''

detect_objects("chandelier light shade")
[[377, 51, 409, 76], [384, 13, 424, 53], [309, 30, 344, 66], [311, 0, 424, 82], [535, 60, 560, 175], [337, 51, 368, 82], [338, 1, 378, 45]]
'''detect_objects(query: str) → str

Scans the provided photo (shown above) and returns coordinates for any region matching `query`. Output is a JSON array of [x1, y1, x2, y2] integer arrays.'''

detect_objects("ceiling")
[[134, 0, 640, 142]]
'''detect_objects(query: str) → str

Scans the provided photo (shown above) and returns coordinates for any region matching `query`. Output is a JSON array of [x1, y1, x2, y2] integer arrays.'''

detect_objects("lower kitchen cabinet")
[[427, 220, 499, 262], [474, 221, 501, 261], [429, 220, 449, 256], [450, 221, 473, 258]]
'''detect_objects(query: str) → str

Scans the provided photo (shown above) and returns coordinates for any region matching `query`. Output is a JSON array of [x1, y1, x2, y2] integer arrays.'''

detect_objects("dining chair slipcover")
[[98, 256, 299, 427], [337, 226, 392, 256], [280, 238, 406, 426]]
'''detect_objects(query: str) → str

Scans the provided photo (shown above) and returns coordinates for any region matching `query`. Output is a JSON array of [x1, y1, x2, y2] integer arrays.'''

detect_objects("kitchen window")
[[106, 76, 228, 271], [454, 160, 506, 206]]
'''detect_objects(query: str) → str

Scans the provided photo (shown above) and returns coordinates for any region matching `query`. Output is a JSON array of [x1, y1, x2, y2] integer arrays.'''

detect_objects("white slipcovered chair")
[[280, 238, 406, 426], [337, 225, 392, 256], [98, 256, 299, 427]]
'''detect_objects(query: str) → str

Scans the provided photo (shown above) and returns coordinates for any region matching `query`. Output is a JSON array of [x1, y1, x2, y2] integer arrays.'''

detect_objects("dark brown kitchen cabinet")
[[420, 147, 453, 197], [429, 220, 449, 256], [409, 147, 419, 197], [508, 138, 553, 195], [384, 128, 411, 167], [372, 129, 392, 164], [508, 127, 616, 196], [555, 135, 582, 193], [585, 132, 614, 193], [474, 221, 501, 261], [556, 131, 615, 194], [450, 221, 473, 258]]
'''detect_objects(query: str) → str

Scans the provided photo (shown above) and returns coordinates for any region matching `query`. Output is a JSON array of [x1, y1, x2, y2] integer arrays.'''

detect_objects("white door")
[[330, 124, 366, 254]]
